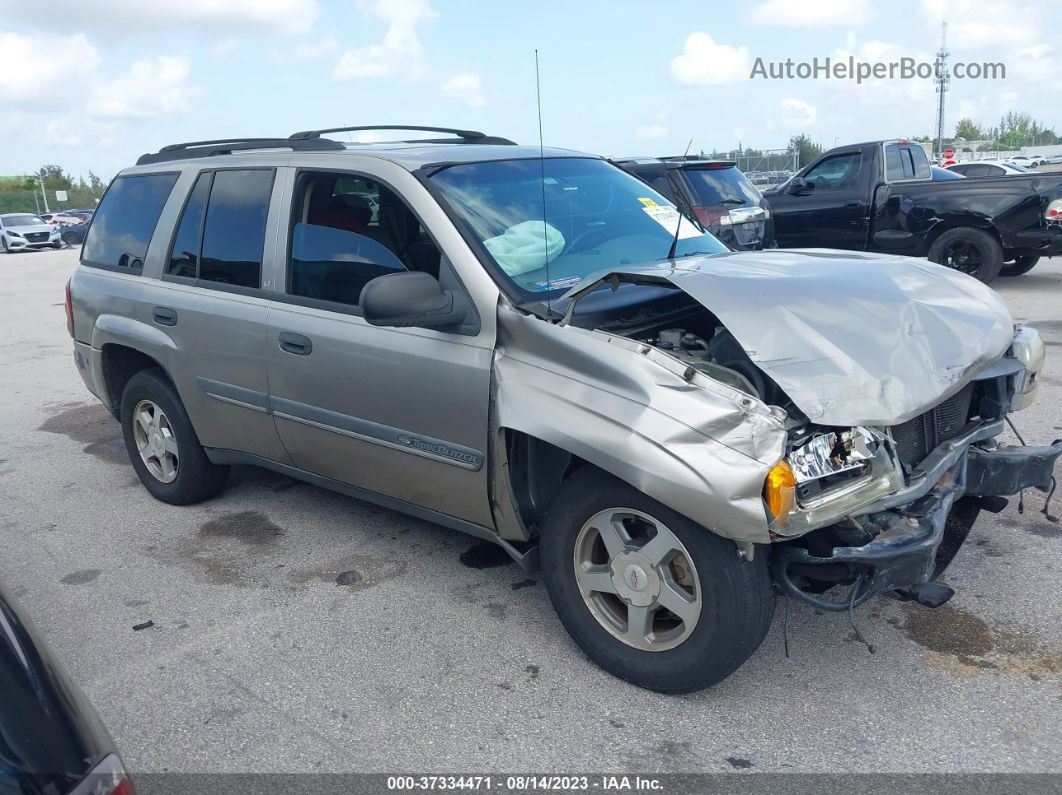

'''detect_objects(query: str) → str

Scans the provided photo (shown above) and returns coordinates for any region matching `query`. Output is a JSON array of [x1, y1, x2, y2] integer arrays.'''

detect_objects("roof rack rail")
[[289, 125, 517, 145], [136, 137, 346, 165]]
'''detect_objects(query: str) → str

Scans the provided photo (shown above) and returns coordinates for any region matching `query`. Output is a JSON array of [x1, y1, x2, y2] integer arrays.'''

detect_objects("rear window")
[[679, 167, 761, 207], [82, 173, 178, 272]]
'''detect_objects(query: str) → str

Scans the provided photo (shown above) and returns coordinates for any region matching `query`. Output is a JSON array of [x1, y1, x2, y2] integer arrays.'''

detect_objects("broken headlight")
[[789, 426, 878, 490]]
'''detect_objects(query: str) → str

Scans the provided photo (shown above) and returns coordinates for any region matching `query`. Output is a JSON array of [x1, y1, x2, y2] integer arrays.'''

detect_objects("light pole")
[[38, 169, 50, 214]]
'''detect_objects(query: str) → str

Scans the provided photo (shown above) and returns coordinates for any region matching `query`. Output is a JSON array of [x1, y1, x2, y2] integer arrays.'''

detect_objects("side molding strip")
[[195, 377, 484, 471], [270, 395, 484, 471]]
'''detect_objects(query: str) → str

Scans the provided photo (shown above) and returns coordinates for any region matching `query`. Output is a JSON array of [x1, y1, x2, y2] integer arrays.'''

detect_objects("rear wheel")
[[62, 231, 79, 246], [540, 468, 774, 693], [999, 255, 1040, 278], [120, 369, 228, 504], [928, 227, 1003, 284]]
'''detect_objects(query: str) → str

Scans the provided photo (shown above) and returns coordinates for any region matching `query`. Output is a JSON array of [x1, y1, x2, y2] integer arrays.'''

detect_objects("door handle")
[[278, 332, 313, 356], [152, 306, 177, 326], [844, 202, 863, 209]]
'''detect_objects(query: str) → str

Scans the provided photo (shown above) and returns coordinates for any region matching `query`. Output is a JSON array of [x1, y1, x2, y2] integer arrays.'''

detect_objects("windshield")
[[3, 214, 45, 227], [428, 158, 727, 299], [681, 167, 762, 206]]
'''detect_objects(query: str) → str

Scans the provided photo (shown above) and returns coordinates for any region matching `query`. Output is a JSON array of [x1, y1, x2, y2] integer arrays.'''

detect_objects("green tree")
[[788, 134, 822, 168], [954, 118, 983, 140], [87, 170, 105, 196]]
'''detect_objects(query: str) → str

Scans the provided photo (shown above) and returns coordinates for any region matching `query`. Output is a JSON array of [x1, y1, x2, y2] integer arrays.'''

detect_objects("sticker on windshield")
[[637, 197, 659, 208], [642, 205, 701, 239], [531, 275, 584, 290]]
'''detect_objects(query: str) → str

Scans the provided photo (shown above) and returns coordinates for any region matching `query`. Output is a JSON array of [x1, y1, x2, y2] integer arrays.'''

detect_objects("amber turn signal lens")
[[764, 460, 797, 526]]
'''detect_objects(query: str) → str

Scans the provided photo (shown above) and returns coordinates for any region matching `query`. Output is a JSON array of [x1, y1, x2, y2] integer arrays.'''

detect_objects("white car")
[[0, 213, 63, 252], [945, 161, 1032, 177]]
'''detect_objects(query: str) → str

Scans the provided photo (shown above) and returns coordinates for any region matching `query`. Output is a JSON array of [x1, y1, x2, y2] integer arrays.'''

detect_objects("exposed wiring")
[[1042, 476, 1059, 524], [1005, 415, 1027, 445], [847, 570, 876, 654]]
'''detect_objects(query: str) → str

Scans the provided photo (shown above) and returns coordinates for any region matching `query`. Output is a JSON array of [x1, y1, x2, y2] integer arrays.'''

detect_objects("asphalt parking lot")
[[1, 246, 1060, 776]]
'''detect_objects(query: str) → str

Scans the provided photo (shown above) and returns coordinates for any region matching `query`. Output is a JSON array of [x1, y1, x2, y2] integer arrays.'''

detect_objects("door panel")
[[266, 303, 494, 525], [137, 281, 290, 463], [769, 151, 869, 249]]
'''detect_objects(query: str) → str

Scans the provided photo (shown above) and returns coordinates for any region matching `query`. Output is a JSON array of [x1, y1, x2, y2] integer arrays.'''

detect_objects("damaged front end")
[[542, 253, 1059, 610]]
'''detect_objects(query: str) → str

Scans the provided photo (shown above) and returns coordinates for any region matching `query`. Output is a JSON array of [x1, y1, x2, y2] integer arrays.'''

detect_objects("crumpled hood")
[[562, 248, 1015, 426]]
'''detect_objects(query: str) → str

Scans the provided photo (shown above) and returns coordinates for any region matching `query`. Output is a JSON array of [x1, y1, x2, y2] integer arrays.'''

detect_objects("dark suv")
[[615, 157, 773, 250]]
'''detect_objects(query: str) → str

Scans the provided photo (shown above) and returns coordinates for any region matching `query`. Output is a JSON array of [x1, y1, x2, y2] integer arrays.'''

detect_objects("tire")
[[1, 236, 12, 254], [999, 255, 1040, 277], [928, 227, 1004, 284], [540, 468, 775, 694], [120, 368, 229, 505], [62, 232, 78, 246], [52, 242, 63, 250]]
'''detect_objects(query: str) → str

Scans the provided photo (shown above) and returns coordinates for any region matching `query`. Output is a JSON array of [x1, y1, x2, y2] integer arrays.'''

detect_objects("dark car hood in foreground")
[[0, 581, 113, 794], [562, 248, 1014, 426]]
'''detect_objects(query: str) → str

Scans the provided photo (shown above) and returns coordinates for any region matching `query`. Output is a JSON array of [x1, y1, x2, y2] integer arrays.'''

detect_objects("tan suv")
[[67, 126, 1059, 693]]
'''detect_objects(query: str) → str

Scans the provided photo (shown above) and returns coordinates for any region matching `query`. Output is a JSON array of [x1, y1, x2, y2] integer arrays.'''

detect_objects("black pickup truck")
[[763, 139, 1062, 282]]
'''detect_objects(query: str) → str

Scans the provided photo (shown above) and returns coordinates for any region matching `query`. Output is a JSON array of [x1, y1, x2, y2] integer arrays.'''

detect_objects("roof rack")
[[135, 137, 346, 165], [288, 125, 517, 146]]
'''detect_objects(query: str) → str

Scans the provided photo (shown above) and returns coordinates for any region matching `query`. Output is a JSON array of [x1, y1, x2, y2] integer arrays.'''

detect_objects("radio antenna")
[[535, 49, 552, 318], [666, 138, 695, 260]]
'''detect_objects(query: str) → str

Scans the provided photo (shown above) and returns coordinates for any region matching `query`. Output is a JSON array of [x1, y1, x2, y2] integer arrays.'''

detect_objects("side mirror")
[[361, 271, 466, 330], [786, 177, 811, 195]]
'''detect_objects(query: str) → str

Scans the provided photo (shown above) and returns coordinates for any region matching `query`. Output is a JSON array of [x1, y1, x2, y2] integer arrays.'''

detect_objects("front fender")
[[494, 309, 787, 545]]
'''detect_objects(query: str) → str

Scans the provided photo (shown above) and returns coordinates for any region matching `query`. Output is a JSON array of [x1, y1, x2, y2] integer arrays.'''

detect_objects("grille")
[[25, 232, 48, 242], [891, 383, 975, 469]]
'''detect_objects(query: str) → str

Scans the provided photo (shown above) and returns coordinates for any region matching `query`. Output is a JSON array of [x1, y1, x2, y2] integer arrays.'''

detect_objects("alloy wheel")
[[573, 508, 701, 652], [132, 399, 179, 483], [941, 240, 983, 275]]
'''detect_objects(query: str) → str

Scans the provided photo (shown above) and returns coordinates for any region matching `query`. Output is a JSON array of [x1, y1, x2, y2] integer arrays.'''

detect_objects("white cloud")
[[272, 36, 340, 64], [332, 0, 436, 80], [0, 0, 319, 36], [0, 31, 101, 107], [635, 123, 669, 140], [779, 98, 817, 128], [44, 116, 120, 148], [210, 38, 240, 58], [441, 73, 486, 108], [670, 33, 749, 85], [749, 0, 874, 26], [88, 56, 202, 119]]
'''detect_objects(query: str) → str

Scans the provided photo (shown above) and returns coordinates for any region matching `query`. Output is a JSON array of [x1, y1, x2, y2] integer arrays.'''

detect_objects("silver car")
[[67, 126, 1060, 693], [1, 212, 62, 252]]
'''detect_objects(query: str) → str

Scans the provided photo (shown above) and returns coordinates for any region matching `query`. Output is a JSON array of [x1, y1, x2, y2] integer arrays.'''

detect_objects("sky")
[[1, 0, 1057, 181]]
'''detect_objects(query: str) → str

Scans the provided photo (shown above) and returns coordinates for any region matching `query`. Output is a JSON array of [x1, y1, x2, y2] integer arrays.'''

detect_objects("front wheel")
[[1, 237, 13, 254], [999, 255, 1040, 278], [540, 469, 775, 693], [928, 227, 1003, 284]]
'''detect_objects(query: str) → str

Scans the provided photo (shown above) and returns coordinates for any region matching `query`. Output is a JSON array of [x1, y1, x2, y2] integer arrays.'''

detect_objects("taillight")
[[69, 754, 136, 795], [1046, 199, 1062, 224], [691, 205, 732, 227], [65, 278, 74, 338]]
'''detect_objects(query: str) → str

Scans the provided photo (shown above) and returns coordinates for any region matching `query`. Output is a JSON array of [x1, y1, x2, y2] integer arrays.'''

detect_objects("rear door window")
[[199, 169, 275, 289], [82, 173, 178, 272], [165, 172, 211, 279]]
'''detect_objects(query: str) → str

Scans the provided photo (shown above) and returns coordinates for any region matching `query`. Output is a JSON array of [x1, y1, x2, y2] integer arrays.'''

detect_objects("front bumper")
[[5, 236, 60, 250], [770, 438, 1062, 607]]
